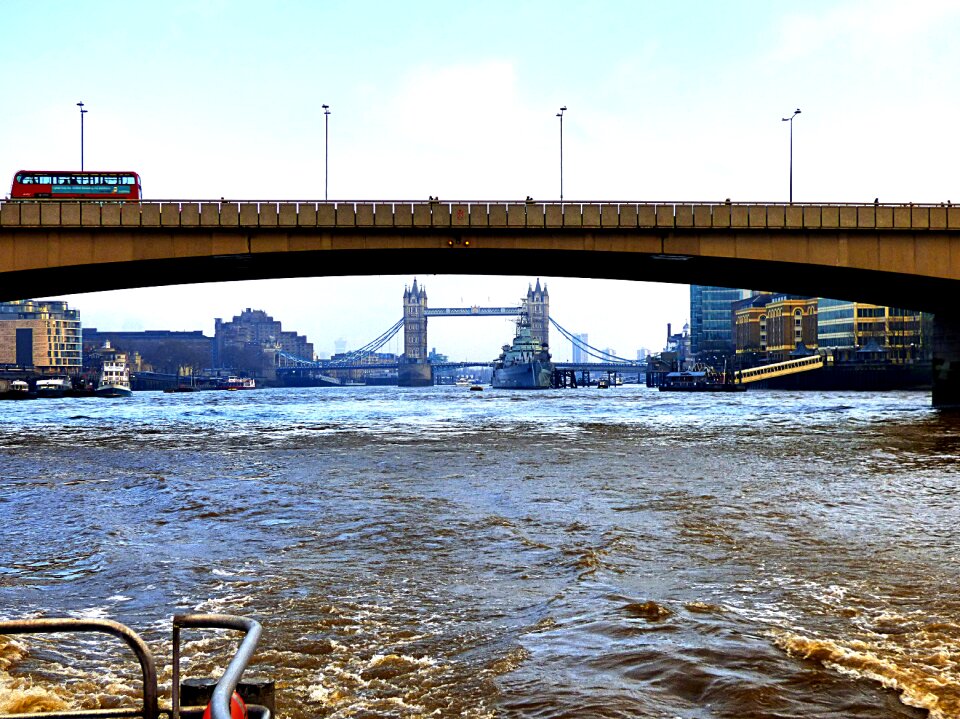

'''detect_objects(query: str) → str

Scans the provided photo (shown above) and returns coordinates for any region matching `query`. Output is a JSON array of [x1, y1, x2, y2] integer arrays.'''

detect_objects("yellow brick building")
[[734, 293, 818, 361]]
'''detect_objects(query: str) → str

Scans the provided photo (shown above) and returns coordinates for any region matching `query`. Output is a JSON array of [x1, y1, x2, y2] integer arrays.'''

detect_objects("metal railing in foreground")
[[0, 614, 268, 719], [171, 614, 264, 719]]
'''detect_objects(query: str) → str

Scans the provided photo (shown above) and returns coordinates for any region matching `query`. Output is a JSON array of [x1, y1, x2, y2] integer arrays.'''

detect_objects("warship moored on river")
[[491, 317, 554, 389]]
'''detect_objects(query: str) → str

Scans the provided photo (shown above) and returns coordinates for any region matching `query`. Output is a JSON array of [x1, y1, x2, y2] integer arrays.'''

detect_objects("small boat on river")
[[658, 366, 746, 392], [35, 377, 71, 398], [224, 376, 257, 391], [96, 357, 133, 397], [0, 379, 35, 400]]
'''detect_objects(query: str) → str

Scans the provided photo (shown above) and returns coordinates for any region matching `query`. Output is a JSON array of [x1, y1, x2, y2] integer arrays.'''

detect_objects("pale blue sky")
[[4, 1, 959, 359]]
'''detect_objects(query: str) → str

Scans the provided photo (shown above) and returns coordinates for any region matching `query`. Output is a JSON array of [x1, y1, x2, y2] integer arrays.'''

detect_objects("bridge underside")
[[4, 245, 955, 315]]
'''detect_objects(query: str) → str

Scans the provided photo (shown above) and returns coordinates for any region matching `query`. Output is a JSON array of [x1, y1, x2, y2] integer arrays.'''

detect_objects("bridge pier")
[[398, 360, 432, 387], [932, 315, 960, 408]]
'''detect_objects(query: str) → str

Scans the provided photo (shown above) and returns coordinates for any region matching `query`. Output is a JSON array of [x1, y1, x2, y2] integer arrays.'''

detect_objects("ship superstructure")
[[491, 315, 554, 389]]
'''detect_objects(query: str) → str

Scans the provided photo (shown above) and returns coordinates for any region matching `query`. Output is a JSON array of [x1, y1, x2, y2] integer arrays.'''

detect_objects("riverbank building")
[[0, 299, 82, 374]]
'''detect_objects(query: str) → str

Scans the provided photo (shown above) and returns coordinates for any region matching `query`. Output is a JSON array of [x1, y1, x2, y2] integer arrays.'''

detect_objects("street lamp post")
[[77, 102, 88, 171], [782, 108, 801, 204], [323, 104, 331, 201], [556, 106, 567, 202]]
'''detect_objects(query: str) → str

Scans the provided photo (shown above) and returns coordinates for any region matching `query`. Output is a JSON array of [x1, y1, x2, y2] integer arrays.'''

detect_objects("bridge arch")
[[1, 199, 959, 312]]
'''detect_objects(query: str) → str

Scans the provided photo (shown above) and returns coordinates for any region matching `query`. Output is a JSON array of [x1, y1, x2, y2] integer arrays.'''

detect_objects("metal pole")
[[323, 104, 330, 201], [788, 116, 793, 204], [556, 106, 567, 202], [782, 108, 800, 204], [77, 102, 87, 171]]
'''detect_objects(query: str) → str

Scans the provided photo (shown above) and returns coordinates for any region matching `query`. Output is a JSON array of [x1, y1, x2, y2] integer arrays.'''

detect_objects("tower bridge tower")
[[399, 279, 432, 386], [525, 279, 550, 350], [403, 278, 427, 360]]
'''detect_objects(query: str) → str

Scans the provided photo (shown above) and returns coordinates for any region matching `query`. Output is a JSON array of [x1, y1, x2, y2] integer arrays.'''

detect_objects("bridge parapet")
[[5, 200, 960, 232]]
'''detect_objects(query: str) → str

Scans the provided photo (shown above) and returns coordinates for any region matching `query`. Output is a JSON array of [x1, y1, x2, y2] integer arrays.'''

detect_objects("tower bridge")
[[400, 278, 549, 385], [275, 278, 646, 386]]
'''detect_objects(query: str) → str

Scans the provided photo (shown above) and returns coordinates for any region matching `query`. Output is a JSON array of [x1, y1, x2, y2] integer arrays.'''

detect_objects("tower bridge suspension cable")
[[283, 315, 635, 369], [277, 318, 404, 367], [549, 317, 635, 363], [328, 318, 404, 366]]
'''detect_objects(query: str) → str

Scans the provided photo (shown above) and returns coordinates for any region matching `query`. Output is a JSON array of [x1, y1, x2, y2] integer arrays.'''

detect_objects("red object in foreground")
[[11, 170, 142, 200], [202, 691, 247, 719]]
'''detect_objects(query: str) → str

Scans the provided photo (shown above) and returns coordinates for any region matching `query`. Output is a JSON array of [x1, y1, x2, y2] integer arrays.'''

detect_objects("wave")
[[772, 629, 960, 718]]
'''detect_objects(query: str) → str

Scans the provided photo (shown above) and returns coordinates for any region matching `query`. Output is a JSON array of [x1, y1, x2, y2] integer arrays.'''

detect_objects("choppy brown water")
[[0, 386, 957, 718]]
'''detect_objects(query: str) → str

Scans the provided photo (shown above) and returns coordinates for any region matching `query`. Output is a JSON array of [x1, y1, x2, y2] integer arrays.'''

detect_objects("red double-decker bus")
[[10, 171, 142, 200]]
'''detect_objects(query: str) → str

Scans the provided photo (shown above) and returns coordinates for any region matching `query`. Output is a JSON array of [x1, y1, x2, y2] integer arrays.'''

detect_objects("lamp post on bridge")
[[76, 102, 88, 171], [782, 108, 800, 204], [557, 105, 567, 203], [323, 104, 331, 201]]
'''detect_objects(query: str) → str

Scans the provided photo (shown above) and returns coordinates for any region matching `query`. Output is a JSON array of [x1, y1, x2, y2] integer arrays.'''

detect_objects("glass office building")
[[690, 286, 750, 356]]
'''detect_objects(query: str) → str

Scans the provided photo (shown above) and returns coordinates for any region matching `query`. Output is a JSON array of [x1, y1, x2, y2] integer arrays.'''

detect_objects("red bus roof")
[[14, 170, 141, 177]]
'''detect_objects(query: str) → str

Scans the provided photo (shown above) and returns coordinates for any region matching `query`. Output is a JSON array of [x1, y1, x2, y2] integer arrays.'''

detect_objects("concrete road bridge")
[[3, 198, 960, 404]]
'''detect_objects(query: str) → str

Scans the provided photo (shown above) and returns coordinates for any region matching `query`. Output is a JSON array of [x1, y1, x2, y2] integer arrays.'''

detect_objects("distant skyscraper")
[[334, 337, 348, 356], [572, 333, 588, 363], [690, 286, 750, 356]]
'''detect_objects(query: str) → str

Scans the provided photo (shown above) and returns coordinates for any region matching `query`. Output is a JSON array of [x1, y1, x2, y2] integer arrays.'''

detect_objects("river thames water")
[[0, 385, 958, 718]]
